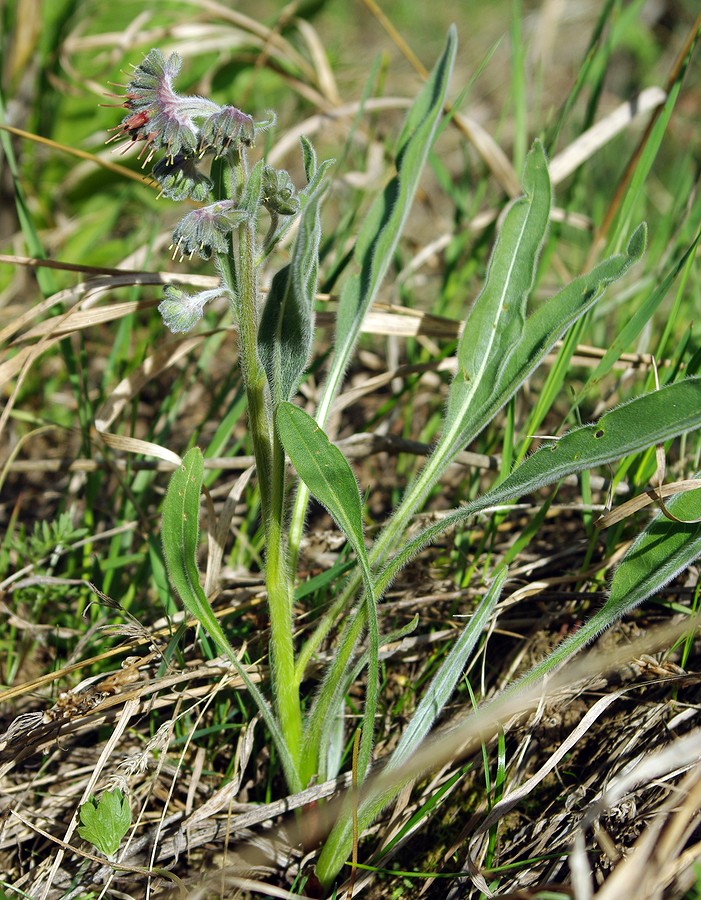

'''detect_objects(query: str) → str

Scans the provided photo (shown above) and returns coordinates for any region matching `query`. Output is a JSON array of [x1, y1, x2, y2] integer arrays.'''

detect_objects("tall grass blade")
[[315, 567, 506, 887], [288, 27, 457, 559], [581, 229, 700, 394]]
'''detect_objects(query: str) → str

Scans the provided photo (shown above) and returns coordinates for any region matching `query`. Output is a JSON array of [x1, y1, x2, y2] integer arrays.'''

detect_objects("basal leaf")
[[310, 27, 456, 426], [605, 480, 701, 617], [161, 448, 300, 790], [389, 567, 506, 771], [377, 377, 701, 594], [277, 401, 380, 783], [288, 26, 457, 561], [511, 478, 701, 690], [437, 142, 551, 467]]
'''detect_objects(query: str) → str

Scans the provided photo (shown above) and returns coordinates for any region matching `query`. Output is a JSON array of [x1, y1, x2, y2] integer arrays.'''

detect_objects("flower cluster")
[[107, 49, 256, 199], [108, 49, 305, 334]]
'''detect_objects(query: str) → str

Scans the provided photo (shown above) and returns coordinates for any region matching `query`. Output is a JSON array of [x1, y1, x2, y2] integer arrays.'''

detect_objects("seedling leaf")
[[78, 789, 131, 858]]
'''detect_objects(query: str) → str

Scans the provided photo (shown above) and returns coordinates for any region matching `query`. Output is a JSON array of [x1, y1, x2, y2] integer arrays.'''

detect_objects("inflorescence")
[[107, 49, 300, 333]]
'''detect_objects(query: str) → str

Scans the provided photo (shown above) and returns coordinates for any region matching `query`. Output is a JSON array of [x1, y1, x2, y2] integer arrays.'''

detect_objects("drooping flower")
[[199, 105, 255, 158], [158, 285, 226, 333], [152, 153, 212, 202], [170, 201, 242, 260]]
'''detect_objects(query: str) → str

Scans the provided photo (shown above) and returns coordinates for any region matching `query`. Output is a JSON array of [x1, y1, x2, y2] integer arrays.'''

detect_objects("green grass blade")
[[581, 229, 700, 395], [389, 567, 506, 771], [287, 27, 457, 560], [161, 447, 301, 790], [608, 22, 699, 251], [316, 567, 506, 888]]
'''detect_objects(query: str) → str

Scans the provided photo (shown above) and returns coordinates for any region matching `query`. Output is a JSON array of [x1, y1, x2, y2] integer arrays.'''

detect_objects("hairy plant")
[[106, 34, 701, 889]]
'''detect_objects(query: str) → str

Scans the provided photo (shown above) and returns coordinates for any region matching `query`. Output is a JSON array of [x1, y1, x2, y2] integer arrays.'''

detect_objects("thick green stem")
[[218, 204, 303, 778], [266, 427, 303, 766]]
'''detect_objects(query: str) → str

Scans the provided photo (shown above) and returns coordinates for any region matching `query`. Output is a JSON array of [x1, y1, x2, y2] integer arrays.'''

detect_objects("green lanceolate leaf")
[[367, 180, 643, 576], [486, 224, 647, 427], [161, 448, 301, 790], [439, 141, 551, 465], [377, 377, 701, 594], [161, 447, 208, 615], [277, 402, 369, 575], [605, 480, 701, 614], [258, 155, 333, 403], [78, 789, 131, 858], [487, 377, 701, 496], [277, 401, 380, 782], [315, 569, 506, 888]]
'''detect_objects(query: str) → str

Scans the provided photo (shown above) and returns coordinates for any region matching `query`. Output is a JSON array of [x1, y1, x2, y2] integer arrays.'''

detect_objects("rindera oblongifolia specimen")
[[108, 46, 335, 800]]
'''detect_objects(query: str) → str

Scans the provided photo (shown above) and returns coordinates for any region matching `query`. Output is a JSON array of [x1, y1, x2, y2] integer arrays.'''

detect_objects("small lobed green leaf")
[[77, 789, 131, 858], [239, 159, 264, 218]]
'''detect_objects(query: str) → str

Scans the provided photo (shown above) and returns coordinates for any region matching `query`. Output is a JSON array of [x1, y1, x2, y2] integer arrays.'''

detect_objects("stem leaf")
[[259, 156, 333, 403], [276, 402, 369, 579]]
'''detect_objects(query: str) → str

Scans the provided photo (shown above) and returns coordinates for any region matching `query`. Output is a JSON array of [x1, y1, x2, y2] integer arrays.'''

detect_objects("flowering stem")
[[267, 427, 303, 765], [214, 157, 302, 774]]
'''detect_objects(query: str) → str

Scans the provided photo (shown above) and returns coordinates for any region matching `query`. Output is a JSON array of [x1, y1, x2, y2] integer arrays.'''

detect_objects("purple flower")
[[108, 49, 217, 163]]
